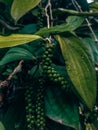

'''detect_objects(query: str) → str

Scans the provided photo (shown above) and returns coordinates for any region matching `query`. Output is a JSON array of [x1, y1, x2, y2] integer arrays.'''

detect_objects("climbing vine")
[[0, 0, 98, 130]]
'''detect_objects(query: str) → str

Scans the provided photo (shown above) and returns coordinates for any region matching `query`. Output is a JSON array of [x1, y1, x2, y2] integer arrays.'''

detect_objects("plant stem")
[[71, 0, 98, 44], [45, 0, 53, 28]]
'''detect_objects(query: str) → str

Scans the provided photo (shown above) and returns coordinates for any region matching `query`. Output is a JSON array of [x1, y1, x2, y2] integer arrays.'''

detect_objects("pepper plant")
[[0, 0, 98, 130]]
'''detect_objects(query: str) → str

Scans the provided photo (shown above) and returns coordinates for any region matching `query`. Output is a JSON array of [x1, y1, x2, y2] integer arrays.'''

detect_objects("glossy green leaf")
[[66, 16, 84, 26], [82, 38, 98, 63], [0, 47, 35, 65], [11, 0, 41, 22], [19, 44, 34, 53], [0, 122, 5, 130], [36, 16, 84, 36], [45, 87, 80, 130], [0, 34, 42, 48], [56, 34, 97, 109]]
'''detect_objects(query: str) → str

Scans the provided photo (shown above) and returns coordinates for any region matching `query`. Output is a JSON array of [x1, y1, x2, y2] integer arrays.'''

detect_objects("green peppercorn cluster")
[[46, 66, 70, 89], [24, 78, 46, 130], [42, 44, 53, 70], [35, 79, 45, 130], [25, 86, 35, 130], [42, 43, 70, 89]]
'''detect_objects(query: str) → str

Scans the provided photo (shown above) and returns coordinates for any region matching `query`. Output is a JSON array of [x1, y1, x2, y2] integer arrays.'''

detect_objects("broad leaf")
[[19, 44, 34, 53], [82, 38, 98, 63], [11, 0, 41, 22], [66, 16, 84, 27], [56, 34, 97, 109], [0, 122, 5, 130], [45, 87, 80, 130], [0, 47, 35, 65], [0, 34, 42, 48], [36, 16, 84, 36]]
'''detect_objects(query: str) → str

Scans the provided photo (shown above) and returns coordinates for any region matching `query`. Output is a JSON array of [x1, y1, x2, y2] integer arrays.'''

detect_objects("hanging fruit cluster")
[[25, 85, 35, 129], [24, 78, 45, 130], [42, 43, 71, 89], [35, 78, 45, 130], [24, 41, 72, 130]]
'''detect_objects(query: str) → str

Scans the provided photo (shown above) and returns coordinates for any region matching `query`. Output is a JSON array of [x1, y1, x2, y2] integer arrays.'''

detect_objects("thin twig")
[[0, 60, 24, 88], [0, 19, 20, 30], [7, 60, 23, 80], [45, 0, 50, 28], [49, 0, 53, 27], [44, 0, 53, 43], [56, 8, 98, 17], [45, 0, 53, 28], [71, 0, 98, 44], [85, 18, 98, 42], [72, 0, 80, 11]]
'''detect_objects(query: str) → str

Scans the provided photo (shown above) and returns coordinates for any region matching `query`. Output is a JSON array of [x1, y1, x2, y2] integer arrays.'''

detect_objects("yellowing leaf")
[[0, 34, 42, 48], [11, 0, 41, 22], [56, 34, 97, 110]]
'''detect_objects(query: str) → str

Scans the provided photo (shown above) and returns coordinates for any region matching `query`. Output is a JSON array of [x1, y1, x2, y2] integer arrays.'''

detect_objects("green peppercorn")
[[25, 86, 35, 130]]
